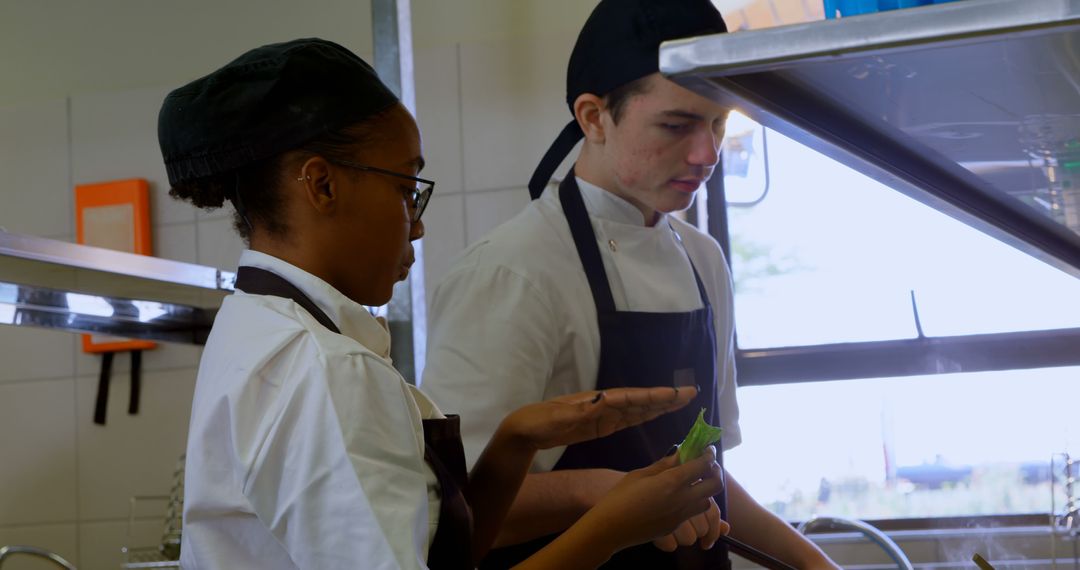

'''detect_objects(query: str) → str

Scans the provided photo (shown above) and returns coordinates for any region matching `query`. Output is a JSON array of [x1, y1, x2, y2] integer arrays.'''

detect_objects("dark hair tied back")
[[167, 114, 385, 241]]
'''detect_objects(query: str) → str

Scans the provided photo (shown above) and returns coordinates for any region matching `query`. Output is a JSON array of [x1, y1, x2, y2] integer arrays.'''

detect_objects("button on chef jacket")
[[422, 178, 741, 472], [182, 250, 443, 570]]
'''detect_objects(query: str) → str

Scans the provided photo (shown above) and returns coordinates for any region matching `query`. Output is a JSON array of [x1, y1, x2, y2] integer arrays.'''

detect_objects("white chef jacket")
[[422, 178, 741, 472], [181, 250, 442, 570]]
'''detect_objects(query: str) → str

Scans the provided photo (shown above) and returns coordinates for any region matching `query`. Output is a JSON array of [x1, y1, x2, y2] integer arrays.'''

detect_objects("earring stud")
[[297, 175, 311, 182]]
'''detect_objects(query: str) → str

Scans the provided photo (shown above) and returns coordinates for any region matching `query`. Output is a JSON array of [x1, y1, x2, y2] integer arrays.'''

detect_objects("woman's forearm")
[[466, 423, 537, 563], [508, 508, 621, 570]]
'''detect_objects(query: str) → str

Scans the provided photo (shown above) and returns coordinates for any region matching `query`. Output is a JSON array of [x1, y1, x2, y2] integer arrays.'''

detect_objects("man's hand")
[[652, 496, 726, 552], [501, 386, 698, 450]]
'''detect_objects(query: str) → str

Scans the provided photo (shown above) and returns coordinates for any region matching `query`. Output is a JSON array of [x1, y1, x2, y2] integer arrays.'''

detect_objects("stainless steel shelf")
[[0, 231, 233, 344], [661, 0, 1080, 279]]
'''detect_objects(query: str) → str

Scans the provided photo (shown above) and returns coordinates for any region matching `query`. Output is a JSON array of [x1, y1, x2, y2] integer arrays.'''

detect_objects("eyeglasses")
[[328, 159, 434, 223]]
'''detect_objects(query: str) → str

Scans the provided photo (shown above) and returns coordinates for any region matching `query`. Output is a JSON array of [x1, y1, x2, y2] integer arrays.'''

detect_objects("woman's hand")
[[499, 386, 697, 451], [580, 446, 728, 554], [652, 496, 724, 552]]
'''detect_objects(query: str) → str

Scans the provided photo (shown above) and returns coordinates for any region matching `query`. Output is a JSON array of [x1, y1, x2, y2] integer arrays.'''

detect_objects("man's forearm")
[[494, 469, 624, 547], [726, 471, 840, 569]]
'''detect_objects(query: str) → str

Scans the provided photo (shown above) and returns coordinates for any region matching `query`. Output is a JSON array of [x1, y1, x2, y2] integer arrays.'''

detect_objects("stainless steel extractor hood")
[[0, 230, 234, 344], [660, 0, 1080, 280]]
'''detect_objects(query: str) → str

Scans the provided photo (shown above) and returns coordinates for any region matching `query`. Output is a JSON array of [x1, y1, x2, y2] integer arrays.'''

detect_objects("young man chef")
[[423, 0, 841, 568]]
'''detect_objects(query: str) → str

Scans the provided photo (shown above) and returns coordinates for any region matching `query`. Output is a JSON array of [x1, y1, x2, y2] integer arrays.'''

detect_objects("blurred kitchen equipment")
[[718, 534, 797, 570], [121, 454, 184, 568], [1050, 452, 1080, 570], [0, 545, 76, 569], [799, 515, 914, 570], [824, 0, 966, 19], [972, 552, 996, 570]]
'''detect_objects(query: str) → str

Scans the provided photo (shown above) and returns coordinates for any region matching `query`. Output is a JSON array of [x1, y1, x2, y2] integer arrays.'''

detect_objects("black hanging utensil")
[[718, 535, 798, 570]]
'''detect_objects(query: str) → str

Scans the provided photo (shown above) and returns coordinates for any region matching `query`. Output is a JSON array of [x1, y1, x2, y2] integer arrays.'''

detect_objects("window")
[[725, 366, 1080, 521], [714, 114, 1080, 521]]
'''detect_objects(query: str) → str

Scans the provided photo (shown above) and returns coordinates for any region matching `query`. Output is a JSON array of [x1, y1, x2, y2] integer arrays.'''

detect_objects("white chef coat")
[[422, 178, 741, 472], [181, 250, 442, 570]]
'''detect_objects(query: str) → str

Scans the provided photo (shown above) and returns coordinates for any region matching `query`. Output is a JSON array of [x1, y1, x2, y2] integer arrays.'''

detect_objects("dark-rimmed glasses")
[[328, 159, 434, 223]]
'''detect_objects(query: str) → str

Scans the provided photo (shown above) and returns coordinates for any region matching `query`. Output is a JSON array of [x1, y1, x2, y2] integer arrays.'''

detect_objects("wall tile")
[[196, 216, 245, 272], [464, 187, 529, 244], [459, 33, 576, 192], [0, 326, 75, 384], [0, 379, 77, 526], [70, 85, 194, 227], [153, 221, 198, 265], [76, 368, 195, 520], [0, 98, 72, 237], [0, 523, 78, 570], [79, 518, 166, 570], [421, 193, 467, 305], [414, 46, 464, 194]]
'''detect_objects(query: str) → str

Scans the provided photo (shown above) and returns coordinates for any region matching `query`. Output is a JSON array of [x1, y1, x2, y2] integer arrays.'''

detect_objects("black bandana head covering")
[[528, 0, 727, 199], [158, 38, 399, 187]]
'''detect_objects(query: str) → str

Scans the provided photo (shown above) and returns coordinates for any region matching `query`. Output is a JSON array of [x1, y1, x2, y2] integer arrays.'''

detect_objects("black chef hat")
[[528, 0, 726, 199], [158, 38, 399, 187]]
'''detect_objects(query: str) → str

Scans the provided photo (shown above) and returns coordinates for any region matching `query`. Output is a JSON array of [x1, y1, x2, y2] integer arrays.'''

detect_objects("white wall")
[[411, 0, 596, 304], [0, 1, 375, 107]]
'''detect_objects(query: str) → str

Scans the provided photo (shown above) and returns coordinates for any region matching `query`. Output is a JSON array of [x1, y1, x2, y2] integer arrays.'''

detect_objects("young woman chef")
[[157, 38, 726, 570]]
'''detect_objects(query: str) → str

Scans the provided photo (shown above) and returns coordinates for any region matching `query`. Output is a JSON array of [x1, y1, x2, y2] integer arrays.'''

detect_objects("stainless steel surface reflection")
[[661, 0, 1080, 278]]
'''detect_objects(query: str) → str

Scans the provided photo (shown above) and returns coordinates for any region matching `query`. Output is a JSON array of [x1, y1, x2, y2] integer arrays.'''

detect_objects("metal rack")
[[120, 454, 184, 569], [1052, 452, 1080, 570]]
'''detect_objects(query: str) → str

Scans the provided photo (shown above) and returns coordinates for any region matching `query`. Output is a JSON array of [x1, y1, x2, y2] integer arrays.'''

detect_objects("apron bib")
[[482, 174, 730, 570], [235, 267, 474, 570]]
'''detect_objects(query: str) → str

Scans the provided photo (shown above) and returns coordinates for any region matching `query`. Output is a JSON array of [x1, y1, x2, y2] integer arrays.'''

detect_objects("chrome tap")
[[798, 515, 915, 570], [0, 545, 77, 569]]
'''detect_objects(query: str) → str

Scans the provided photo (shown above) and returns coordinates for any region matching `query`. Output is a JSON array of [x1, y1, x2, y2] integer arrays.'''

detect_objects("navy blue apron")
[[481, 174, 731, 570], [234, 266, 474, 570]]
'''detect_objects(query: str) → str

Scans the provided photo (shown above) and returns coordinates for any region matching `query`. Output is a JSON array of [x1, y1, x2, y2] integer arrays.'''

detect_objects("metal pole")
[[373, 0, 425, 383]]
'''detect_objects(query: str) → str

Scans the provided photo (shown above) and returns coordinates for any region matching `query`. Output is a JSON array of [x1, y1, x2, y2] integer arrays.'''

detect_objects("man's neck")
[[574, 155, 660, 226]]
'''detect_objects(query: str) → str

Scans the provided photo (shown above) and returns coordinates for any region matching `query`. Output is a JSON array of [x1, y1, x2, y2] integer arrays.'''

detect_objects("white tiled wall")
[[0, 86, 207, 567], [0, 99, 72, 237], [70, 86, 191, 227], [0, 379, 77, 527], [457, 34, 576, 193], [414, 31, 582, 302], [75, 369, 196, 521]]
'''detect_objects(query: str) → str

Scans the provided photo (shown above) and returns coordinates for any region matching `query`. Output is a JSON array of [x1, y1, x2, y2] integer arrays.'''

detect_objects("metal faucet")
[[798, 515, 915, 570], [0, 545, 77, 569]]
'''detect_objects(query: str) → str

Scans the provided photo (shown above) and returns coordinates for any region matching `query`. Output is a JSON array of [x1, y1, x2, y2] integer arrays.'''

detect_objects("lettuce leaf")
[[677, 408, 723, 464]]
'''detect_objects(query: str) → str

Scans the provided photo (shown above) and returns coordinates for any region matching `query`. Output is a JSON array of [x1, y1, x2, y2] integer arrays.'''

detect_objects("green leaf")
[[677, 408, 723, 465]]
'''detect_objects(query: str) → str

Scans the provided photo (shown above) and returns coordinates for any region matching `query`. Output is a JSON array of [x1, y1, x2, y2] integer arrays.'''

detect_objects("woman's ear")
[[573, 93, 607, 143], [297, 156, 336, 213]]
